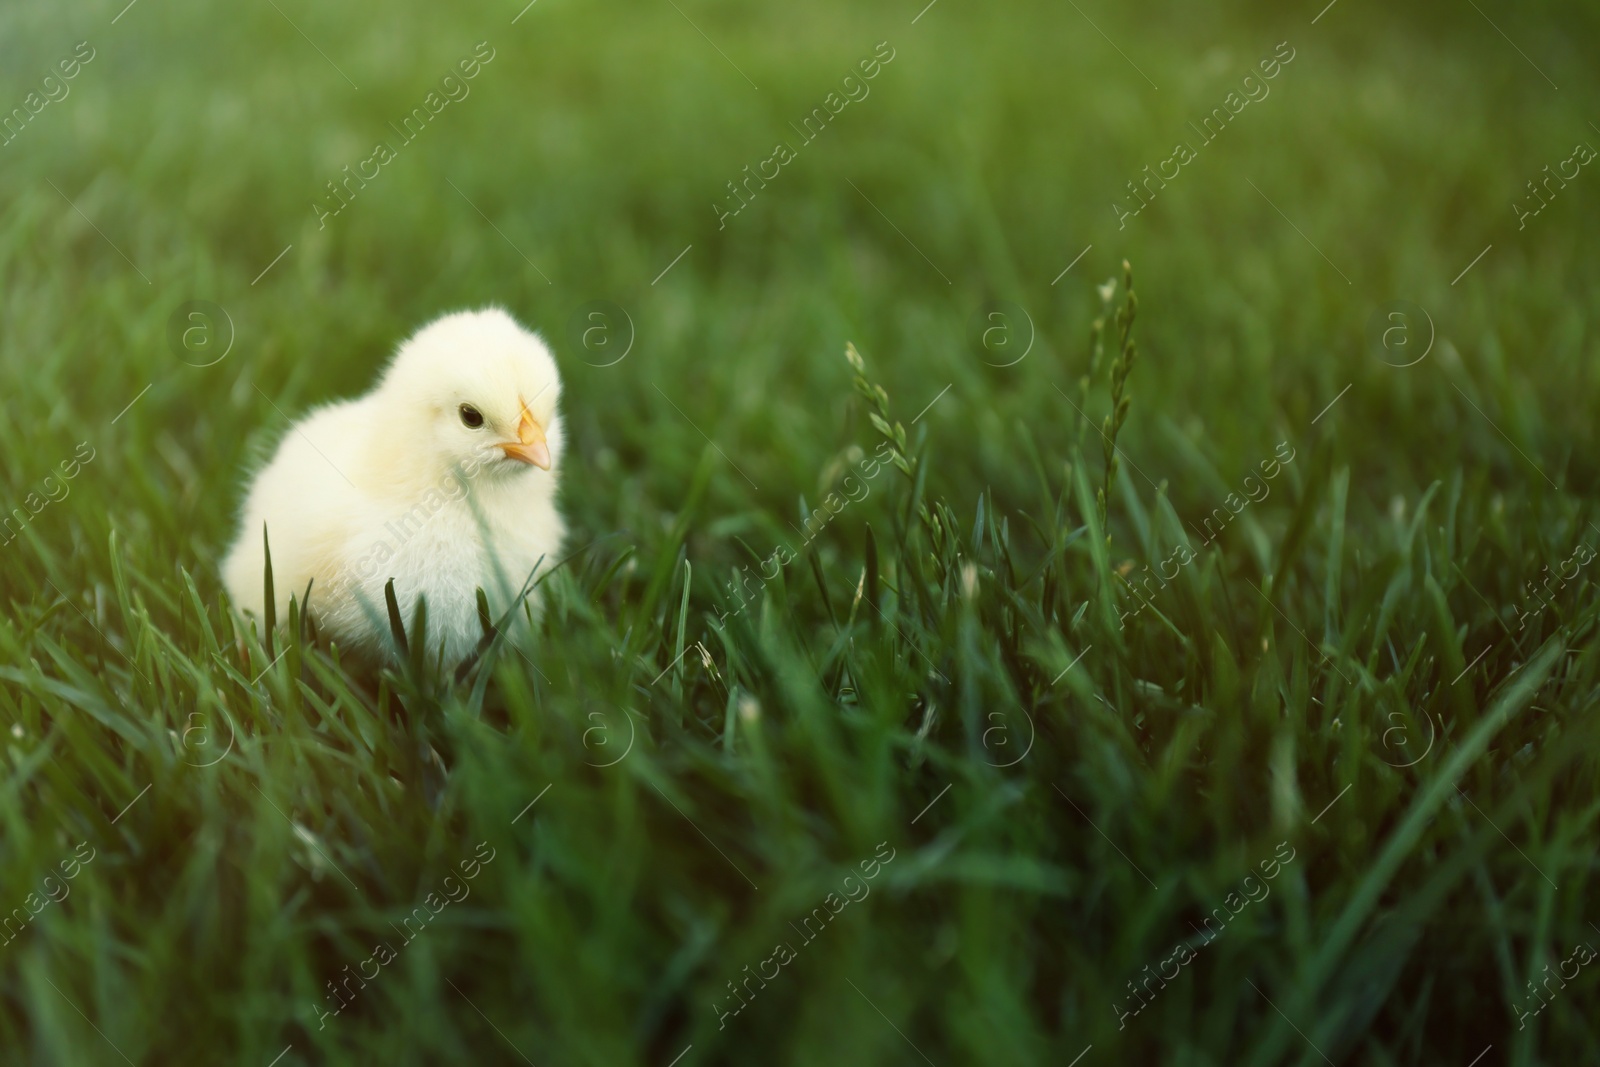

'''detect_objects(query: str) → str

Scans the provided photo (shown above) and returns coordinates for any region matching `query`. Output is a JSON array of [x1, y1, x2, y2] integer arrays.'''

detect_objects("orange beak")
[[500, 407, 551, 470]]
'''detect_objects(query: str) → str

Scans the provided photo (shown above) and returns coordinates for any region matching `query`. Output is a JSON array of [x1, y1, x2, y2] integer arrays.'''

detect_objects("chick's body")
[[222, 308, 566, 665]]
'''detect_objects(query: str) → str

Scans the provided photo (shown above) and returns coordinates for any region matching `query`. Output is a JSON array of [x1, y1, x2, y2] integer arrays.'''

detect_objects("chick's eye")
[[458, 404, 484, 429]]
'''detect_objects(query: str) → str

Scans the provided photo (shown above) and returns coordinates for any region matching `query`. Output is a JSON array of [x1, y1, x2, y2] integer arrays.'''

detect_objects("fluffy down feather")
[[222, 307, 566, 664]]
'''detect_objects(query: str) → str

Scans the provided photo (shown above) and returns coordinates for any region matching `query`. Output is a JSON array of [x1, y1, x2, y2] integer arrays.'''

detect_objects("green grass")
[[2, 0, 1599, 1063]]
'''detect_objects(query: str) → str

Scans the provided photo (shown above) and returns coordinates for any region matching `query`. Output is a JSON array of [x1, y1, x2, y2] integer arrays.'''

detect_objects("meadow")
[[1, 0, 1598, 1063]]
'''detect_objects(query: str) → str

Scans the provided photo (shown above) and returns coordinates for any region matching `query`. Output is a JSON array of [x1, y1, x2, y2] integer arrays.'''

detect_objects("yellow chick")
[[222, 307, 566, 664]]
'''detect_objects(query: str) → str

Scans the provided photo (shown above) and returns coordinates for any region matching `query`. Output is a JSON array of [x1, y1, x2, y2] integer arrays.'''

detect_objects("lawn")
[[1, 0, 1598, 1063]]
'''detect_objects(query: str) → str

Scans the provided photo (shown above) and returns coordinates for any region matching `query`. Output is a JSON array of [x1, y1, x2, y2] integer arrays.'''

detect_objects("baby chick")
[[222, 307, 566, 665]]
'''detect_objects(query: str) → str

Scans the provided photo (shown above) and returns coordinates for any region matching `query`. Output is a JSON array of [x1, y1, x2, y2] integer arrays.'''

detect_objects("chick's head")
[[378, 307, 564, 484]]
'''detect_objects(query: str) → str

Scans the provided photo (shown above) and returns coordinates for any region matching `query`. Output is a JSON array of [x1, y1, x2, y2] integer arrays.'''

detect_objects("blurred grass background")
[[1, 0, 1598, 1063]]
